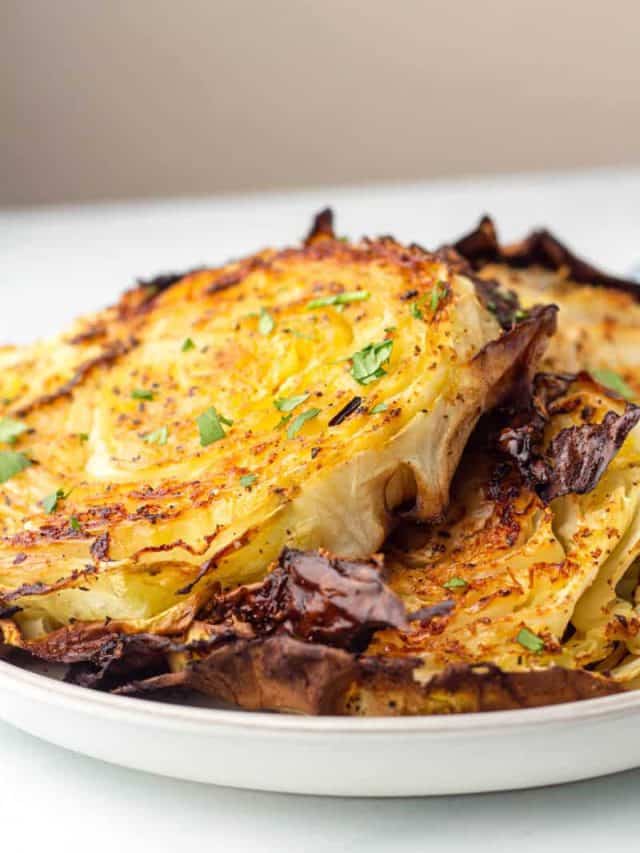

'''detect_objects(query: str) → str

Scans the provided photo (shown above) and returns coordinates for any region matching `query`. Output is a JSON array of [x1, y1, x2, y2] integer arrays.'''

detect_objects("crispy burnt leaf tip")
[[537, 407, 640, 502], [470, 277, 523, 330], [435, 220, 526, 331], [208, 548, 410, 653], [65, 633, 173, 690], [304, 208, 336, 246], [2, 619, 172, 691], [453, 215, 501, 267], [453, 215, 640, 301], [497, 372, 640, 503], [471, 303, 558, 411]]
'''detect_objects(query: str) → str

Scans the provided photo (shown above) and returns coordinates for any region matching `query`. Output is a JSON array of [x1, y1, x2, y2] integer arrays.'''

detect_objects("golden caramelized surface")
[[0, 226, 516, 641]]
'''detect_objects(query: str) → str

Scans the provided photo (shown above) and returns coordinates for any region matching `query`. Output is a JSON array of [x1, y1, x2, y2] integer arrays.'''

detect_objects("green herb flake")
[[276, 414, 292, 430], [516, 627, 545, 653], [0, 451, 31, 484], [370, 403, 388, 414], [240, 473, 257, 489], [69, 515, 82, 532], [42, 487, 71, 514], [78, 433, 90, 442], [411, 302, 423, 320], [131, 389, 154, 401], [514, 309, 528, 322], [181, 337, 196, 352], [384, 326, 397, 334], [258, 307, 275, 335], [443, 576, 468, 590], [287, 408, 321, 439], [273, 393, 310, 413], [144, 425, 169, 446], [0, 417, 28, 445], [197, 407, 233, 446], [307, 291, 370, 310], [591, 368, 635, 400], [430, 281, 448, 312], [350, 340, 394, 385]]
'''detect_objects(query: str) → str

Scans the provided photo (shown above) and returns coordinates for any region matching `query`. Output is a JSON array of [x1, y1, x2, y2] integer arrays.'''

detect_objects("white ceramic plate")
[[2, 658, 640, 796], [2, 170, 640, 796]]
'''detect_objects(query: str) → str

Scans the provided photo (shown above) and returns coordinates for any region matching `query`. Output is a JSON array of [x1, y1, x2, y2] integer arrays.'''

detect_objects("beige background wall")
[[3, 0, 640, 207]]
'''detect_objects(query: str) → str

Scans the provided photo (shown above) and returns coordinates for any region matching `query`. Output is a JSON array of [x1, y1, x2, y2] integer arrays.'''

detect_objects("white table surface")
[[2, 168, 640, 850]]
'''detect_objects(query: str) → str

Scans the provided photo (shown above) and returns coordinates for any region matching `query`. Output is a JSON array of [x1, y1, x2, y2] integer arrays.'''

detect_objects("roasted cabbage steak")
[[0, 211, 550, 652]]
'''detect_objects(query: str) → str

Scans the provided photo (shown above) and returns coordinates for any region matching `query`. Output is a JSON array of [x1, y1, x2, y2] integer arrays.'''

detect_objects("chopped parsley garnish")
[[0, 417, 28, 445], [514, 309, 528, 322], [410, 302, 423, 320], [197, 407, 233, 446], [307, 291, 370, 310], [287, 408, 321, 439], [78, 433, 89, 442], [0, 451, 31, 484], [430, 281, 447, 312], [443, 576, 468, 590], [516, 627, 545, 653], [42, 488, 72, 514], [591, 368, 634, 400], [273, 393, 310, 413], [350, 340, 393, 385], [370, 402, 388, 414], [240, 473, 257, 489], [276, 414, 292, 430], [384, 326, 396, 334], [69, 515, 81, 532], [144, 425, 169, 446], [181, 337, 196, 352], [258, 308, 275, 335], [131, 389, 154, 401]]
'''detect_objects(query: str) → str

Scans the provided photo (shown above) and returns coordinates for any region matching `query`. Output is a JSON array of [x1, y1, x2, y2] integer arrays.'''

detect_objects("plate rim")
[[2, 657, 639, 737]]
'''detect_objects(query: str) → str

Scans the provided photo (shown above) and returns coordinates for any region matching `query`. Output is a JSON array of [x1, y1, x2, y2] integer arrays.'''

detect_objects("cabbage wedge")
[[0, 211, 552, 654]]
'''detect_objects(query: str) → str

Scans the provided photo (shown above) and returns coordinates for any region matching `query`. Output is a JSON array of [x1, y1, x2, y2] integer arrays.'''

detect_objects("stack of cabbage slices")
[[1, 210, 639, 715]]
